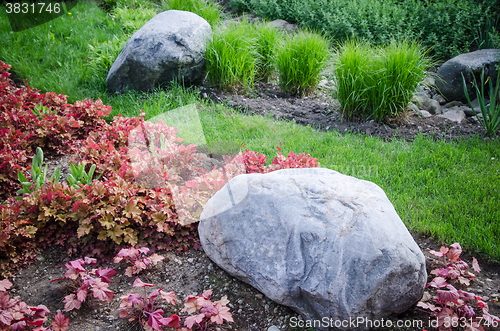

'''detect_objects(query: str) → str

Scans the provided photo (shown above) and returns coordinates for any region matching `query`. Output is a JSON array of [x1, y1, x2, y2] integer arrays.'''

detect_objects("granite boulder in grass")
[[107, 10, 211, 93]]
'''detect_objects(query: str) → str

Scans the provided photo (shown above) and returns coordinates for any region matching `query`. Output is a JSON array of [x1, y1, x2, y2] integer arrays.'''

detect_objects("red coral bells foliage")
[[50, 257, 116, 312], [119, 283, 233, 331], [113, 246, 164, 277], [0, 278, 70, 330], [418, 243, 500, 331], [0, 60, 320, 276], [0, 204, 39, 277], [0, 60, 110, 200]]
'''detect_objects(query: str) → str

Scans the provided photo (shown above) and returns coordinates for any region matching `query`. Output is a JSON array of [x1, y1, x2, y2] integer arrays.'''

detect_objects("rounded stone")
[[199, 168, 427, 330], [107, 10, 212, 92]]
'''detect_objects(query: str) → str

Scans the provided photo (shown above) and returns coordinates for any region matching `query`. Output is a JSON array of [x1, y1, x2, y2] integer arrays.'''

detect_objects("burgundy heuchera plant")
[[0, 279, 70, 331], [50, 257, 116, 312], [118, 280, 233, 331], [418, 243, 500, 331]]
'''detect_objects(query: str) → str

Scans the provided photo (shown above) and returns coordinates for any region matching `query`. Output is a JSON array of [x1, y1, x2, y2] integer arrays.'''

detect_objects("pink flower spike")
[[133, 278, 154, 288]]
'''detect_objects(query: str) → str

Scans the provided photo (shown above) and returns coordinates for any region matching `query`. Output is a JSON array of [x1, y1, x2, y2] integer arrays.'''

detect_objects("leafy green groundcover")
[[230, 0, 499, 60]]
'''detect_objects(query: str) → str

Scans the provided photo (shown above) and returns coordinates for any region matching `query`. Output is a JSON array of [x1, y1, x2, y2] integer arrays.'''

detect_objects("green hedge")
[[229, 0, 499, 60]]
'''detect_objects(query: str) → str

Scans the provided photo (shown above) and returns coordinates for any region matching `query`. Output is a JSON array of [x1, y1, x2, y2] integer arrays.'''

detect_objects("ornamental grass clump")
[[275, 31, 330, 96], [334, 38, 433, 121], [205, 20, 259, 92], [254, 23, 283, 82]]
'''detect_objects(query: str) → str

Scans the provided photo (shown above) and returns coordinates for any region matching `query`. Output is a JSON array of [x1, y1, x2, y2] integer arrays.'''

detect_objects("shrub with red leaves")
[[0, 59, 320, 277], [0, 60, 110, 200]]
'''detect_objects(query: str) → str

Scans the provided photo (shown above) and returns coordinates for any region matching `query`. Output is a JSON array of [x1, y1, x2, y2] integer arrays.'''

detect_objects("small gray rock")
[[458, 106, 477, 117], [426, 99, 442, 114], [268, 19, 298, 32], [469, 97, 490, 110], [413, 94, 432, 110], [437, 109, 466, 123], [423, 76, 435, 86], [418, 110, 432, 118], [407, 102, 420, 114], [443, 101, 465, 108], [432, 94, 447, 105]]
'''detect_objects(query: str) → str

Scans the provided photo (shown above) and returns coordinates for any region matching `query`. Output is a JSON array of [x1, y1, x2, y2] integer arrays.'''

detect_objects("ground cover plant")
[[162, 0, 224, 27], [0, 278, 70, 331], [229, 0, 500, 60], [333, 38, 433, 121], [418, 243, 500, 330]]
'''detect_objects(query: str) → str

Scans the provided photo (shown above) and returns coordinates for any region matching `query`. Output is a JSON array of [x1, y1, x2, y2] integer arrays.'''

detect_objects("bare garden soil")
[[198, 79, 499, 143]]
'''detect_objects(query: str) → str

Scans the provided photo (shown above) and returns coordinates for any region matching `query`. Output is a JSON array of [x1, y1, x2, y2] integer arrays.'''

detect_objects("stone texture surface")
[[267, 19, 298, 32], [438, 109, 467, 123], [432, 94, 446, 105], [436, 49, 500, 103], [418, 110, 432, 118], [199, 168, 427, 330], [413, 93, 432, 110], [107, 10, 211, 92], [426, 99, 442, 114]]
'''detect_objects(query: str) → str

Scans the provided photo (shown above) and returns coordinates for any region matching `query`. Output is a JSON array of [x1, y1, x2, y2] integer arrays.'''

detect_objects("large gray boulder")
[[107, 10, 211, 93], [199, 168, 427, 330], [436, 49, 500, 103]]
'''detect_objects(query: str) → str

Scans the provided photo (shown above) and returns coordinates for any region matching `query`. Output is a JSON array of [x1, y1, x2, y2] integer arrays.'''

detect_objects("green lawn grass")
[[1, 1, 499, 262]]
